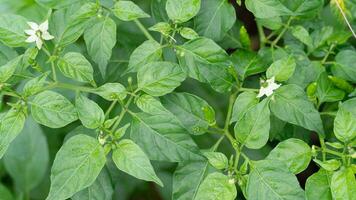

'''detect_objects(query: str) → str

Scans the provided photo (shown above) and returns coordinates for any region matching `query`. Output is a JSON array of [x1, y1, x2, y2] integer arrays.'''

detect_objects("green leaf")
[[113, 0, 150, 21], [269, 84, 324, 137], [36, 0, 87, 9], [31, 91, 78, 128], [22, 73, 49, 97], [94, 83, 127, 101], [177, 37, 233, 93], [194, 172, 236, 200], [0, 14, 28, 47], [202, 152, 228, 170], [0, 184, 13, 200], [291, 25, 313, 48], [149, 22, 172, 36], [231, 91, 259, 123], [130, 100, 203, 162], [84, 16, 116, 77], [58, 52, 94, 83], [246, 160, 305, 200], [266, 57, 296, 82], [305, 169, 333, 200], [3, 117, 49, 191], [282, 0, 323, 16], [52, 3, 99, 47], [316, 72, 345, 104], [179, 27, 199, 40], [314, 159, 341, 171], [173, 161, 215, 200], [0, 108, 26, 159], [266, 138, 311, 174], [331, 167, 356, 200], [112, 139, 163, 186], [245, 0, 291, 18], [334, 98, 356, 143], [137, 61, 185, 96], [332, 50, 356, 83], [230, 50, 268, 80], [76, 94, 105, 129], [46, 134, 106, 200], [161, 92, 215, 135], [166, 0, 201, 23], [72, 168, 113, 200], [127, 40, 163, 73], [0, 56, 22, 83], [234, 99, 270, 149], [194, 0, 236, 41]]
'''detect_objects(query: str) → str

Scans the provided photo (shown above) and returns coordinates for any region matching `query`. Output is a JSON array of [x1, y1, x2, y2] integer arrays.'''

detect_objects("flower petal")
[[27, 22, 39, 30], [24, 29, 36, 35], [26, 35, 38, 43], [39, 20, 49, 32], [36, 38, 43, 49], [42, 31, 54, 40]]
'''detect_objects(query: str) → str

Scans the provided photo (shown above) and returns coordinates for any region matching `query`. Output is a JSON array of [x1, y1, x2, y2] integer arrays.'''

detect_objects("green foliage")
[[0, 0, 355, 199]]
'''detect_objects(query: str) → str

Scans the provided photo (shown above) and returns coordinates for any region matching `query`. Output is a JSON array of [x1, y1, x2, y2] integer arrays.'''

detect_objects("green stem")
[[323, 148, 344, 157], [134, 19, 155, 41], [224, 92, 237, 131], [320, 111, 337, 117], [240, 87, 259, 92], [111, 96, 134, 131], [51, 61, 57, 82], [211, 135, 225, 151], [55, 82, 95, 93], [319, 137, 327, 161], [2, 92, 21, 98], [105, 100, 117, 118], [321, 44, 335, 64], [272, 17, 293, 46], [257, 22, 266, 47]]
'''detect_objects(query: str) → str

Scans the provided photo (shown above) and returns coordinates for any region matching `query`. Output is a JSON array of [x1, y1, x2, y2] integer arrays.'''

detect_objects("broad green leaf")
[[58, 52, 94, 83], [194, 0, 236, 41], [149, 22, 172, 36], [76, 94, 105, 129], [281, 0, 324, 16], [269, 84, 324, 137], [234, 99, 270, 149], [0, 56, 22, 83], [36, 0, 86, 9], [230, 50, 268, 80], [245, 0, 291, 18], [332, 50, 356, 83], [179, 27, 199, 40], [194, 172, 236, 200], [266, 138, 311, 174], [316, 72, 345, 104], [137, 61, 185, 96], [46, 135, 106, 200], [305, 169, 333, 200], [94, 83, 127, 101], [113, 1, 150, 21], [330, 167, 356, 200], [31, 91, 78, 128], [314, 159, 341, 171], [130, 103, 203, 162], [72, 168, 113, 200], [0, 108, 26, 159], [127, 40, 163, 73], [161, 92, 215, 135], [84, 16, 116, 77], [3, 117, 49, 191], [173, 161, 215, 200], [202, 152, 228, 170], [0, 184, 13, 200], [51, 3, 99, 47], [334, 98, 356, 143], [177, 37, 233, 93], [291, 25, 313, 48], [166, 0, 201, 23], [136, 94, 166, 114], [22, 73, 49, 97], [247, 160, 305, 200], [0, 14, 28, 47], [151, 0, 169, 22], [266, 57, 296, 82], [112, 139, 163, 186], [231, 91, 258, 123]]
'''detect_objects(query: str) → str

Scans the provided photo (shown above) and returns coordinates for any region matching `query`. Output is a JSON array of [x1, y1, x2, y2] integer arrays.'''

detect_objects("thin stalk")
[[272, 17, 293, 46], [224, 92, 238, 131], [105, 100, 117, 118], [321, 44, 335, 64], [111, 96, 134, 131], [333, 0, 356, 39], [240, 88, 259, 92], [257, 22, 266, 47], [134, 19, 155, 41]]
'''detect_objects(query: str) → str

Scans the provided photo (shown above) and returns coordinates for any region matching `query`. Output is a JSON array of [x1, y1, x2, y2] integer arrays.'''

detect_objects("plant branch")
[[134, 19, 155, 41]]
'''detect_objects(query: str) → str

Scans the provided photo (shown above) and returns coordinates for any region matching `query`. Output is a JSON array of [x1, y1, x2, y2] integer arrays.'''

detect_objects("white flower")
[[25, 20, 54, 49], [257, 77, 281, 98]]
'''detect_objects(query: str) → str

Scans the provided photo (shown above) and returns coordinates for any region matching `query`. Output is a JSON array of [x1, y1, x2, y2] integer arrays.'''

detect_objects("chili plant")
[[0, 0, 355, 199]]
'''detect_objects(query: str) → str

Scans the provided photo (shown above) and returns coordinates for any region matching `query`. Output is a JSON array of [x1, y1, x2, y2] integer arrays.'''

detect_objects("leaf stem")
[[320, 111, 337, 117], [240, 87, 259, 92], [333, 0, 356, 39], [134, 19, 155, 41], [321, 44, 335, 64], [55, 82, 95, 93], [257, 21, 266, 47], [105, 100, 117, 118], [224, 92, 237, 130], [271, 17, 293, 46], [111, 96, 134, 131]]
